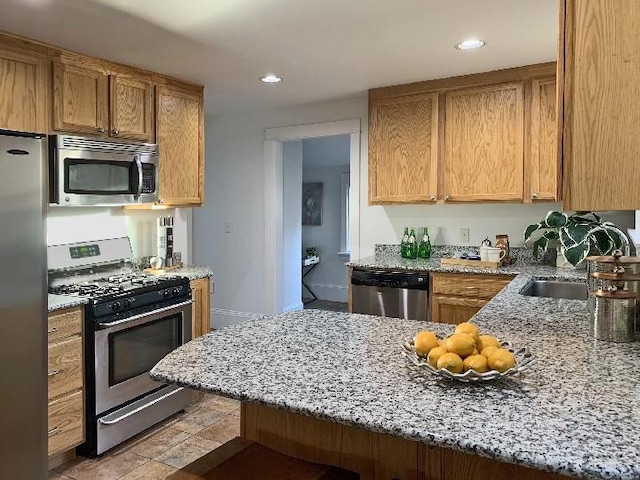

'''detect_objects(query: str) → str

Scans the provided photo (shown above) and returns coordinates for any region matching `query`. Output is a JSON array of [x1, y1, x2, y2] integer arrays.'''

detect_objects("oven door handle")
[[97, 300, 193, 329], [98, 387, 185, 425], [134, 155, 143, 198]]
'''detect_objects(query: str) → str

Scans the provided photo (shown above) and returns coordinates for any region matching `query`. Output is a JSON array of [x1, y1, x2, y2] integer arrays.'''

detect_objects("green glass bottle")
[[401, 227, 409, 258], [408, 228, 418, 259], [418, 227, 432, 258]]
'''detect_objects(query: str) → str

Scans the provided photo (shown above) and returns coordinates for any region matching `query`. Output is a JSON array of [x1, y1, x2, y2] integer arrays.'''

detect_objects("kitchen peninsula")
[[151, 274, 640, 480]]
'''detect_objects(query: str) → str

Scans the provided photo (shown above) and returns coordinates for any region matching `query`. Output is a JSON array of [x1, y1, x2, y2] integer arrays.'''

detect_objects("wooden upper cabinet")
[[53, 58, 154, 142], [0, 42, 47, 133], [109, 74, 154, 142], [156, 85, 204, 206], [443, 82, 524, 202], [560, 0, 640, 210], [528, 77, 558, 202], [53, 62, 108, 135], [369, 92, 439, 204]]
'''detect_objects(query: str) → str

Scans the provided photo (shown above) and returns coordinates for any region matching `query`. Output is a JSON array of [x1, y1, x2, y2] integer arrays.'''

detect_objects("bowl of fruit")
[[402, 322, 536, 382]]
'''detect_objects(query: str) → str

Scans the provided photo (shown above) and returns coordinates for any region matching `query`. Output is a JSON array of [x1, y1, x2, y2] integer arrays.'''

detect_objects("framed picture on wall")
[[302, 182, 323, 226]]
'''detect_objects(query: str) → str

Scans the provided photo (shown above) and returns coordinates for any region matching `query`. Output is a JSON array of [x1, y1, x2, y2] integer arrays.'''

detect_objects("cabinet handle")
[[531, 192, 538, 199], [443, 195, 450, 201], [48, 327, 57, 334], [430, 195, 436, 201], [97, 127, 105, 133], [48, 427, 59, 436], [48, 370, 59, 377], [113, 128, 119, 136], [158, 199, 164, 204]]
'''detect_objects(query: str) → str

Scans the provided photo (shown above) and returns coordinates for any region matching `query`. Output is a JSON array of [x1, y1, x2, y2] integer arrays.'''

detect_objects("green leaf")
[[545, 211, 568, 228], [561, 223, 592, 247], [591, 229, 615, 255], [543, 231, 559, 241], [533, 236, 550, 259], [562, 242, 590, 266], [524, 223, 542, 243]]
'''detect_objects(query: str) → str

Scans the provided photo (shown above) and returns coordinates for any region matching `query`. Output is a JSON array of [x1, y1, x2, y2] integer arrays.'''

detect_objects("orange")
[[427, 346, 448, 368], [436, 352, 463, 374], [463, 354, 489, 373], [414, 331, 439, 357], [477, 334, 501, 352], [445, 333, 476, 358], [481, 345, 499, 359], [488, 349, 516, 373], [455, 322, 480, 343]]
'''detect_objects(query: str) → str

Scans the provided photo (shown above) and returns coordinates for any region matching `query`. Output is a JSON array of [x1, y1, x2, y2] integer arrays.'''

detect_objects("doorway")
[[263, 119, 361, 314]]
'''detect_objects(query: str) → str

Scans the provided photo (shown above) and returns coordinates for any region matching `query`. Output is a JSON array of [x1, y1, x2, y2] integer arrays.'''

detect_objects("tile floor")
[[303, 299, 349, 312], [50, 391, 241, 480]]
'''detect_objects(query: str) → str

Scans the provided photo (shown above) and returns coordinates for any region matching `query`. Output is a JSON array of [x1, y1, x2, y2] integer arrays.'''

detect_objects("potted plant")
[[524, 211, 626, 267]]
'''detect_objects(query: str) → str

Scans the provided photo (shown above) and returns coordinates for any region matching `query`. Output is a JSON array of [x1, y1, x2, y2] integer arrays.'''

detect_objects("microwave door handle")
[[134, 155, 143, 198]]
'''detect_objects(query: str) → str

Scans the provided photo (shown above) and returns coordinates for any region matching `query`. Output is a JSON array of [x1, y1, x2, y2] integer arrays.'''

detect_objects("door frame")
[[263, 119, 361, 314]]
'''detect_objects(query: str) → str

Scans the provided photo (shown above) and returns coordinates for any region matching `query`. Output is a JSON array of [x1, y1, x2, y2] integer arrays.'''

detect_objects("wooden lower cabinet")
[[47, 307, 85, 458], [430, 273, 514, 324], [190, 277, 211, 339]]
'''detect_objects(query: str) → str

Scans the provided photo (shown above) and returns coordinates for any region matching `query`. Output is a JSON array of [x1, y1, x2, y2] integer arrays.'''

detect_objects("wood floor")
[[50, 392, 241, 480]]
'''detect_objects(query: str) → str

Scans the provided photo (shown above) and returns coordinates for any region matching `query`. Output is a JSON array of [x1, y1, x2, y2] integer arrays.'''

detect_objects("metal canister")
[[589, 287, 637, 342]]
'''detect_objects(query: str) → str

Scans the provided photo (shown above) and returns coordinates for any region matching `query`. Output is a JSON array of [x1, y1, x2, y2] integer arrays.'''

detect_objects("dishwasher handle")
[[351, 270, 429, 290]]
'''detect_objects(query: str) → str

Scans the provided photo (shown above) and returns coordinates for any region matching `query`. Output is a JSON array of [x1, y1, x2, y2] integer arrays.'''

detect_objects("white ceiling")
[[0, 0, 558, 115], [302, 135, 351, 169]]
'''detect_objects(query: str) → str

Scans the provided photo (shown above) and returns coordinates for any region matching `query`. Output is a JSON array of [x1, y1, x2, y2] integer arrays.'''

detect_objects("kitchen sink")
[[519, 280, 588, 300]]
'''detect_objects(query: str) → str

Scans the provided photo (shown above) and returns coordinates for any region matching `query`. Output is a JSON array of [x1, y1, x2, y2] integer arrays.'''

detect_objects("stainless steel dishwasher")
[[351, 269, 429, 321]]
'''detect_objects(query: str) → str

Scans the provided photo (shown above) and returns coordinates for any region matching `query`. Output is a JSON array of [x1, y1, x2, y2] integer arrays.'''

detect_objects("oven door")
[[55, 148, 158, 206], [94, 300, 192, 415]]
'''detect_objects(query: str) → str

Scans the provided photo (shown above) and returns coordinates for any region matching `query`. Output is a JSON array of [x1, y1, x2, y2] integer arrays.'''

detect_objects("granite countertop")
[[151, 271, 640, 480], [146, 264, 213, 281], [48, 294, 89, 312]]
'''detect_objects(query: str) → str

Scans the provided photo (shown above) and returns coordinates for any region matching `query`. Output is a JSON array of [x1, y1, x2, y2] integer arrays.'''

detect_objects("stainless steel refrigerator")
[[0, 130, 48, 479]]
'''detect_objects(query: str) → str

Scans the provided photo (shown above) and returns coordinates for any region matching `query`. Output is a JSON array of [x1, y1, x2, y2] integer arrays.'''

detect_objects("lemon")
[[488, 349, 516, 373], [463, 354, 489, 373], [480, 345, 499, 359], [427, 346, 448, 368], [477, 334, 500, 352], [455, 322, 480, 343], [414, 331, 439, 357], [445, 333, 476, 358], [436, 352, 463, 374]]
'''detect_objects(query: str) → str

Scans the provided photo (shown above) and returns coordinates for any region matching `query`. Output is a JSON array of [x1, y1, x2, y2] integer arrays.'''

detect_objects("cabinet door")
[[0, 45, 47, 133], [53, 62, 108, 135], [561, 0, 640, 210], [190, 278, 210, 338], [431, 294, 486, 325], [444, 83, 524, 202], [109, 74, 154, 142], [156, 86, 204, 206], [528, 77, 558, 202], [369, 92, 439, 204]]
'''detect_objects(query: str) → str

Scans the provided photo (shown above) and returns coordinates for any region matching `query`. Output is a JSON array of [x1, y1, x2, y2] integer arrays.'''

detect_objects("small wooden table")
[[302, 256, 320, 303]]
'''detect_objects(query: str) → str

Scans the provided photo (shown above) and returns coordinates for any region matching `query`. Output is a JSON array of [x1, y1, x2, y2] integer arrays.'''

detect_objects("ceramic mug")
[[485, 247, 506, 263], [479, 246, 490, 262]]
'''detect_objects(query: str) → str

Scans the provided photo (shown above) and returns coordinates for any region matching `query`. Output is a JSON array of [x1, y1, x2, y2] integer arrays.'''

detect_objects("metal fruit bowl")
[[401, 339, 536, 382]]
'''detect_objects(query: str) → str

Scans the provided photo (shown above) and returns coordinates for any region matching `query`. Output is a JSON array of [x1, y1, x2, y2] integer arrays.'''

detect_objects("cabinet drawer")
[[431, 273, 513, 298], [48, 337, 83, 400], [48, 308, 82, 343], [48, 390, 84, 457]]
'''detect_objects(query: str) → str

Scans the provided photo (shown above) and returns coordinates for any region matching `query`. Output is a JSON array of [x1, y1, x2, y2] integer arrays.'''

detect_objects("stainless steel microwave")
[[49, 134, 159, 206]]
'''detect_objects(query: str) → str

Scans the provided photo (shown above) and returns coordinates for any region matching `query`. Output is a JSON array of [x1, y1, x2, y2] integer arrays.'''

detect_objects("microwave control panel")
[[141, 164, 156, 193]]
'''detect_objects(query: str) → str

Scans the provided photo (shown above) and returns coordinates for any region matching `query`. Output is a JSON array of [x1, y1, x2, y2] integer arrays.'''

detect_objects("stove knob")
[[163, 290, 171, 298], [122, 299, 132, 309], [111, 301, 121, 312], [172, 287, 181, 296]]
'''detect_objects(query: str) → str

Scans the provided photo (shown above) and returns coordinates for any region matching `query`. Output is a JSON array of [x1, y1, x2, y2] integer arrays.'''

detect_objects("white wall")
[[47, 207, 192, 263], [195, 93, 634, 326], [282, 141, 303, 311], [302, 165, 349, 303]]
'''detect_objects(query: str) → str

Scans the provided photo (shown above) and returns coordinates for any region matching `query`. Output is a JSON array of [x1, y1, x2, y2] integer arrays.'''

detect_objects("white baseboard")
[[305, 283, 348, 303], [210, 308, 262, 329], [283, 301, 304, 312]]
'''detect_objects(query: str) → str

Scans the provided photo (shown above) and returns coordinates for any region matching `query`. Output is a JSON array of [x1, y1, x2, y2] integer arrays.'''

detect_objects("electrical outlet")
[[460, 228, 470, 243], [223, 222, 231, 234]]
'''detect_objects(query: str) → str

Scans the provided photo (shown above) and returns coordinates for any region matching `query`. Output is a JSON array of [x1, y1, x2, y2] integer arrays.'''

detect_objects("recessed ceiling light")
[[260, 74, 282, 83], [455, 39, 486, 50]]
